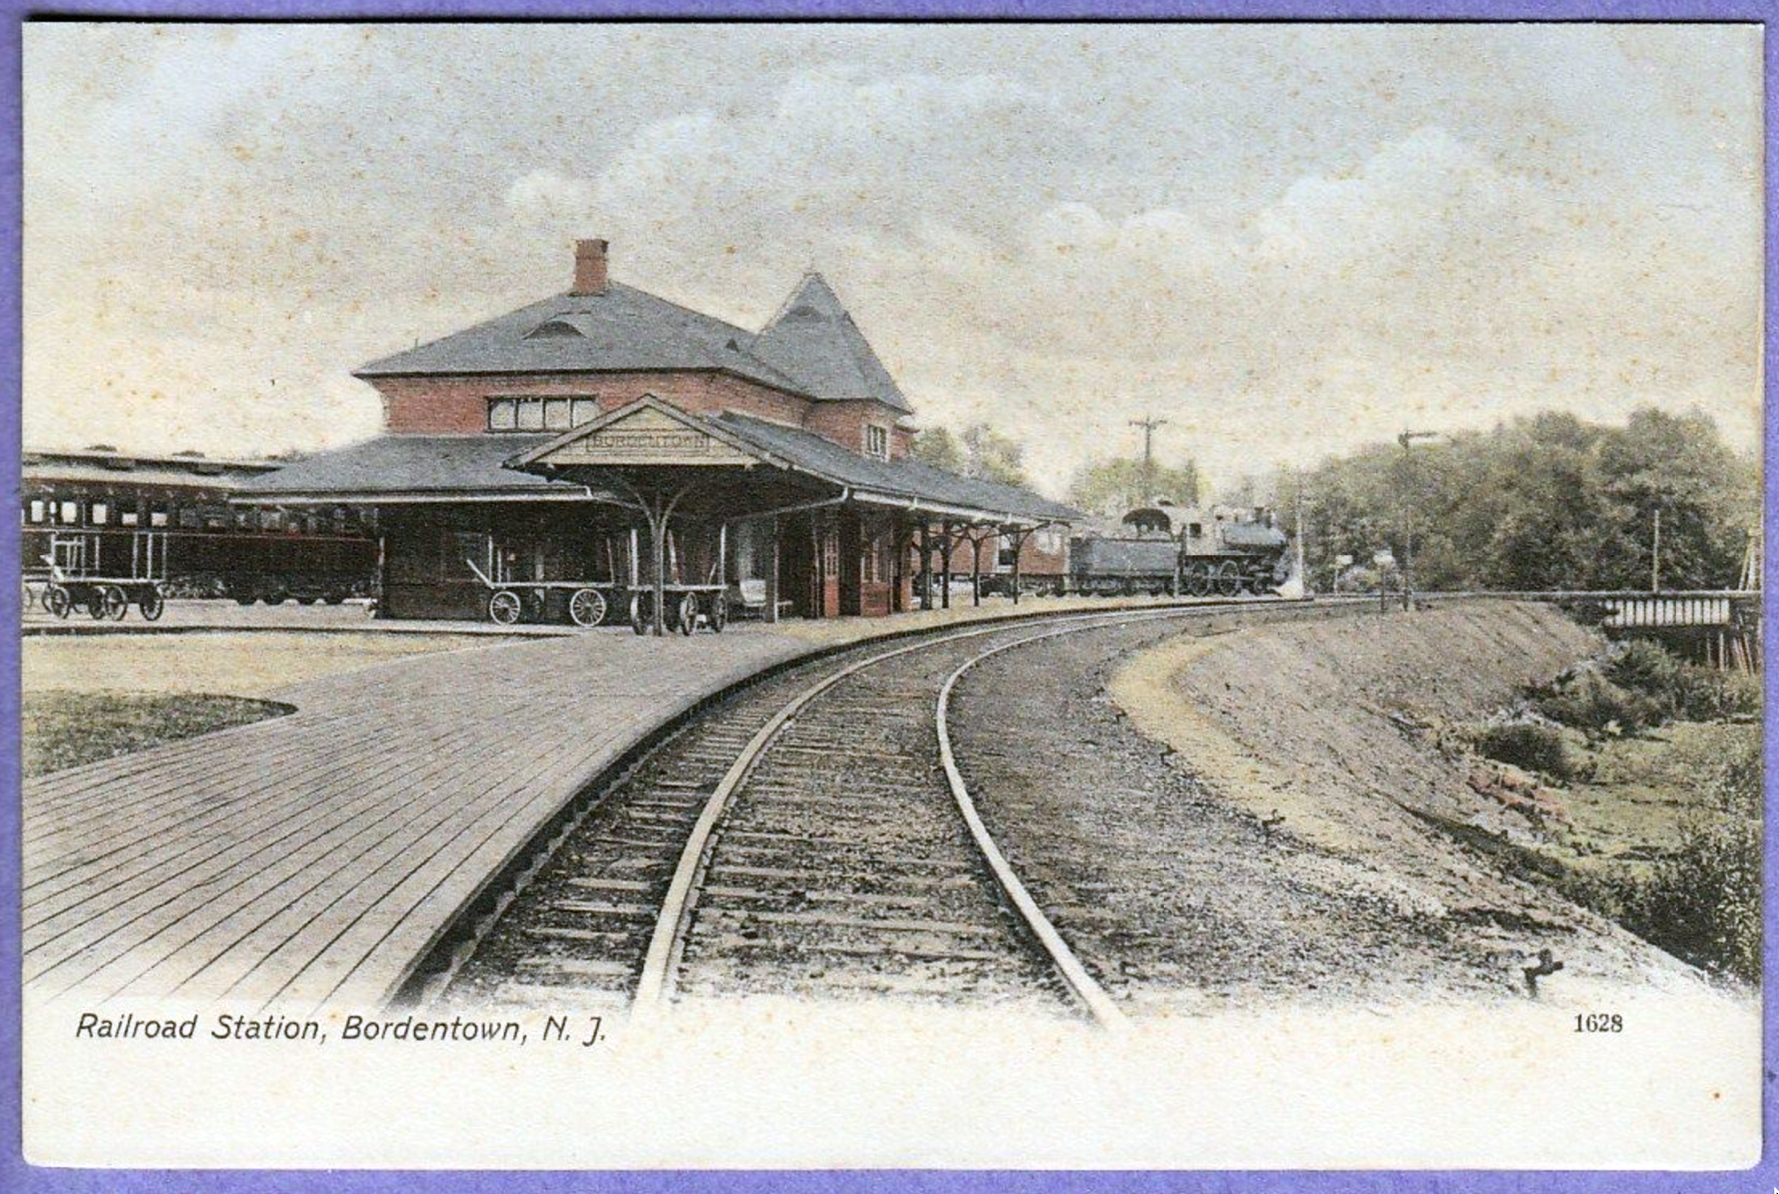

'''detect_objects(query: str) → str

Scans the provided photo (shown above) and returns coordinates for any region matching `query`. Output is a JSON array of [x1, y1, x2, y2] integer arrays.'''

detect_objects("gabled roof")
[[354, 272, 913, 416], [235, 434, 603, 502], [711, 413, 1080, 524], [746, 273, 912, 414], [355, 284, 807, 392]]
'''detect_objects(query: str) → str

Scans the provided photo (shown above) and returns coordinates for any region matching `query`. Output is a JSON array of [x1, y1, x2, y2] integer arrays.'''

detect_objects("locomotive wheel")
[[676, 594, 698, 636], [138, 588, 165, 621], [1183, 564, 1211, 598], [103, 585, 130, 621], [709, 592, 727, 633], [1213, 561, 1242, 597], [45, 585, 71, 619], [567, 588, 607, 628], [488, 589, 524, 626]]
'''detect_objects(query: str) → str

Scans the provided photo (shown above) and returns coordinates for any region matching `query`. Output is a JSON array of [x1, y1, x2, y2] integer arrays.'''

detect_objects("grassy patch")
[[23, 631, 508, 699], [23, 691, 293, 777]]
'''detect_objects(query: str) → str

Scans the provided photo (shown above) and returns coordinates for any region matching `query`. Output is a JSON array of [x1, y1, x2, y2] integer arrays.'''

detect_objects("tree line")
[[911, 406, 1757, 592], [1292, 408, 1759, 592]]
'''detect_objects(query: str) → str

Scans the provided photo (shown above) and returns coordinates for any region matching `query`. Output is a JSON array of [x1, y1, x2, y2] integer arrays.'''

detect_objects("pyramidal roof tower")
[[749, 273, 912, 415]]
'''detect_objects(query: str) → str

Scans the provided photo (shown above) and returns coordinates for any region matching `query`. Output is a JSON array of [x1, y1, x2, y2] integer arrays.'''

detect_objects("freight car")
[[22, 447, 378, 612], [1069, 505, 1291, 597]]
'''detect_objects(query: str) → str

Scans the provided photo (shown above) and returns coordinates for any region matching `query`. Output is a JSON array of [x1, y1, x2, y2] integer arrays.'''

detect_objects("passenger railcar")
[[22, 447, 377, 613]]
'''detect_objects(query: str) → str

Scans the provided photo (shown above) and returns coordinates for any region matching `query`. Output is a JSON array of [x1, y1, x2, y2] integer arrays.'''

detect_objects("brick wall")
[[373, 370, 813, 435]]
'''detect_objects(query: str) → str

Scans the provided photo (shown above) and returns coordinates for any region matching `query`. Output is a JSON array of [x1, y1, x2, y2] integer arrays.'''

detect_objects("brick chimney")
[[571, 238, 609, 296]]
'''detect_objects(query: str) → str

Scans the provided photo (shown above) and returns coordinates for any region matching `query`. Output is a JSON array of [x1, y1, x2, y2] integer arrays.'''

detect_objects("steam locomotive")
[[1068, 505, 1291, 597]]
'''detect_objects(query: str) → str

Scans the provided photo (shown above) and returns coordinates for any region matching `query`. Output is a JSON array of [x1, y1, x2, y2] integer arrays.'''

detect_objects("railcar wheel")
[[676, 594, 698, 636], [45, 585, 71, 619], [323, 593, 346, 606], [103, 585, 130, 621], [297, 596, 317, 606], [568, 587, 607, 628], [1212, 561, 1242, 597], [709, 592, 727, 633], [488, 589, 524, 626], [138, 588, 165, 621], [264, 588, 288, 606]]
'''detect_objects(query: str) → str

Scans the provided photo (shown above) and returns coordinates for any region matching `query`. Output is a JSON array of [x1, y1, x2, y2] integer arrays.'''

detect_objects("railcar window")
[[150, 504, 169, 528], [58, 501, 79, 525], [121, 507, 139, 527], [27, 499, 45, 523], [90, 501, 108, 526], [178, 508, 202, 529]]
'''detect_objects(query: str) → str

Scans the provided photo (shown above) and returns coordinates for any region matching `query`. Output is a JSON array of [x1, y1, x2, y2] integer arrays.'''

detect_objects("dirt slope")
[[1110, 600, 1705, 998]]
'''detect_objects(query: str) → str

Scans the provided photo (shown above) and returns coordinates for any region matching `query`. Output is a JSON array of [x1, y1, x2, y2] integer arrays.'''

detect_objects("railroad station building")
[[244, 240, 1078, 627]]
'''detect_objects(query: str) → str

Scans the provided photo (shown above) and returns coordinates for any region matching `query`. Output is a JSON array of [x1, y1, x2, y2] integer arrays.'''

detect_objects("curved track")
[[422, 602, 1325, 1022]]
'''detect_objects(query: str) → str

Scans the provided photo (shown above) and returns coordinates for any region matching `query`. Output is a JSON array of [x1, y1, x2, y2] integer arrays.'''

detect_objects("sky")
[[21, 22, 1764, 496]]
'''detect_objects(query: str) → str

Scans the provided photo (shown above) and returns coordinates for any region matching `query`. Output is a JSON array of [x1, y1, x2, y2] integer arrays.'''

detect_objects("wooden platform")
[[21, 627, 814, 1012]]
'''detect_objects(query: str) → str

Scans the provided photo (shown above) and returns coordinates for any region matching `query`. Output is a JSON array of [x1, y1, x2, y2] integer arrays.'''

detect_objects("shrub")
[[1606, 640, 1683, 704], [1671, 664, 1763, 722], [1531, 669, 1664, 736], [1615, 739, 1763, 984], [1473, 720, 1576, 781]]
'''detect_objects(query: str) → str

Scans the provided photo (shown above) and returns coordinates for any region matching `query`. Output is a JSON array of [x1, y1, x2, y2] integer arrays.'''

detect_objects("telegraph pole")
[[1129, 416, 1169, 503], [1651, 508, 1662, 593], [1396, 430, 1439, 611]]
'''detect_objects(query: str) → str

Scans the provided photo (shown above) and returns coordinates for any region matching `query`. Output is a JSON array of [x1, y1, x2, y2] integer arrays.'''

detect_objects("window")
[[488, 396, 600, 432], [121, 508, 139, 528], [26, 499, 44, 523], [178, 507, 202, 530], [863, 424, 889, 460], [149, 504, 169, 528], [58, 501, 79, 525], [90, 501, 108, 526]]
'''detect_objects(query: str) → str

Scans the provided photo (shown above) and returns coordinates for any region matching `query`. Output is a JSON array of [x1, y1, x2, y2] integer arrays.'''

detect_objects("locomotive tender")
[[1069, 505, 1290, 597]]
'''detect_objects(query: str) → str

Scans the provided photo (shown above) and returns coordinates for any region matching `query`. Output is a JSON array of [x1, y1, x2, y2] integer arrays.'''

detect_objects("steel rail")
[[631, 604, 1219, 1017], [935, 624, 1139, 1031]]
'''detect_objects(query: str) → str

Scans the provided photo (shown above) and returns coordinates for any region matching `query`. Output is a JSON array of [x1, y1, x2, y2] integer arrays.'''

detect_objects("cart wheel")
[[568, 588, 607, 628], [709, 592, 728, 634], [103, 585, 130, 621], [630, 593, 651, 635], [488, 589, 523, 626], [88, 589, 112, 620], [520, 590, 545, 622], [45, 585, 71, 619], [138, 588, 165, 621], [676, 594, 697, 636]]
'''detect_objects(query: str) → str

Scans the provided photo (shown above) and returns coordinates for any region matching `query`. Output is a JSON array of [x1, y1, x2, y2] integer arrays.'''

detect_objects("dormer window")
[[525, 315, 590, 339], [863, 424, 889, 460], [488, 396, 600, 432]]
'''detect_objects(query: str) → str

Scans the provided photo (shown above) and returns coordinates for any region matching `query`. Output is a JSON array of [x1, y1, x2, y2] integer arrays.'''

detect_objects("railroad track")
[[413, 601, 1322, 1025]]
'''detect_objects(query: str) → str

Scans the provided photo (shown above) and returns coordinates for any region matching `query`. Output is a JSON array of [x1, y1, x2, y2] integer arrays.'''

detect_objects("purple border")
[[1, 4, 1771, 1191]]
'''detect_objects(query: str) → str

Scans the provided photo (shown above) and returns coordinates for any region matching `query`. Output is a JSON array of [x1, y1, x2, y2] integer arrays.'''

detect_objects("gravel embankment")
[[953, 603, 1704, 1012]]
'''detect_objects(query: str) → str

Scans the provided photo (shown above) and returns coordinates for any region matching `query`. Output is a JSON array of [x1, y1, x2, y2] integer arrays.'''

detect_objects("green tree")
[[961, 425, 1029, 488], [1296, 407, 1757, 592], [1067, 456, 1202, 517], [910, 425, 966, 473]]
